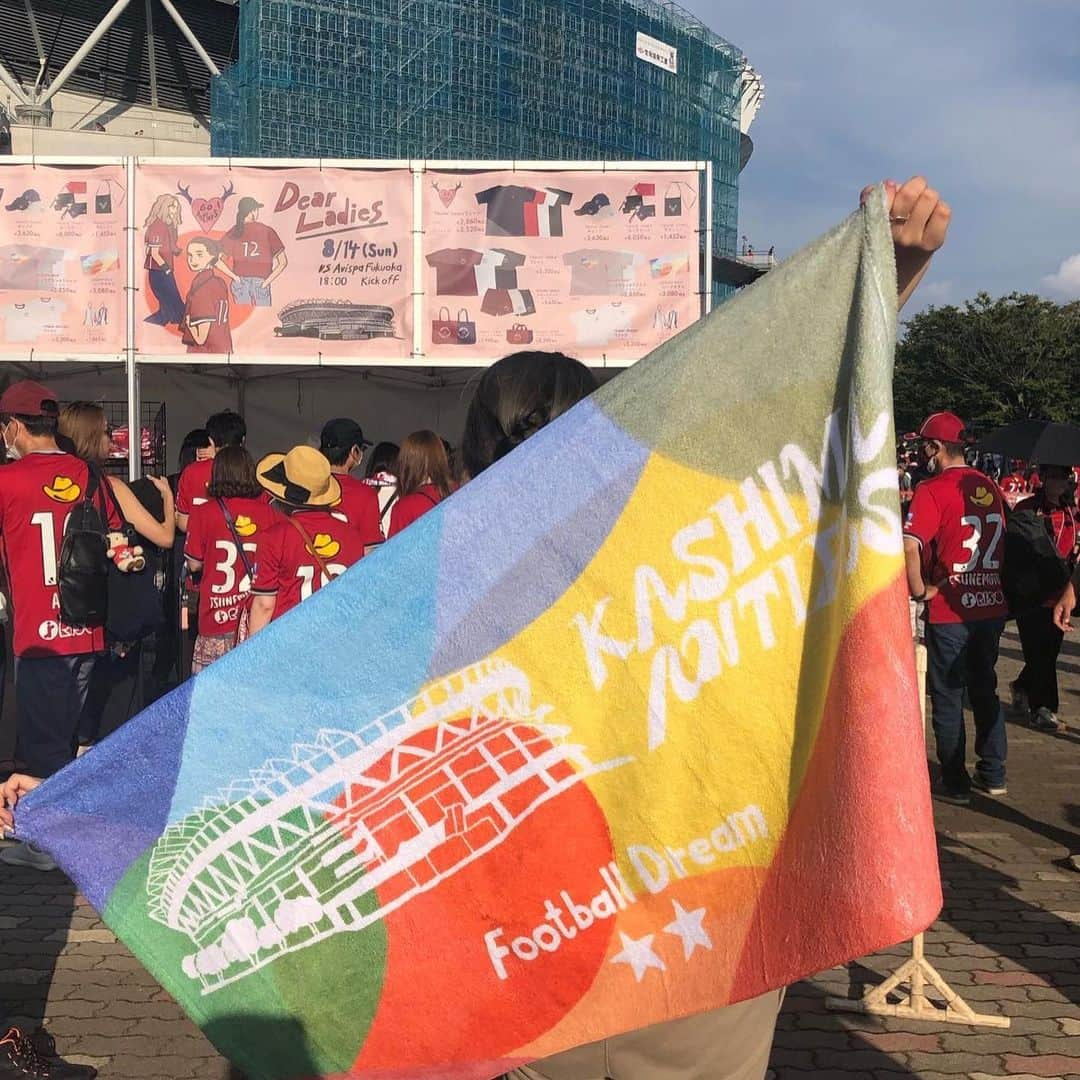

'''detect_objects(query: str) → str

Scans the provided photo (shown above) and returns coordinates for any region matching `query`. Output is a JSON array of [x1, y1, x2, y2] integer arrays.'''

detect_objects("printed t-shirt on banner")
[[251, 509, 365, 620], [564, 249, 641, 295], [334, 474, 384, 548], [0, 451, 121, 657], [476, 186, 572, 237], [1, 298, 68, 341], [143, 221, 179, 271], [903, 466, 1009, 623], [0, 163, 127, 355], [176, 458, 214, 516], [427, 249, 527, 297], [425, 169, 701, 361], [181, 269, 233, 354], [387, 483, 443, 537], [184, 495, 278, 638], [220, 223, 286, 280], [426, 249, 483, 295], [572, 303, 635, 347]]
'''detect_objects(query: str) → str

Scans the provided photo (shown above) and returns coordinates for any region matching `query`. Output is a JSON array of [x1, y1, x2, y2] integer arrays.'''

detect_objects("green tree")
[[894, 292, 1080, 434]]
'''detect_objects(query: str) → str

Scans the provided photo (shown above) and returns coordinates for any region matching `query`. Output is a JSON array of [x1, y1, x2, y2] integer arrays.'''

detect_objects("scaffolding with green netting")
[[211, 0, 744, 260]]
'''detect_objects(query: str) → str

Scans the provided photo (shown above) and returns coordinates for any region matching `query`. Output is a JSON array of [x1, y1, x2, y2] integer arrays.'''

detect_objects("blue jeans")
[[926, 619, 1007, 790], [14, 653, 97, 778]]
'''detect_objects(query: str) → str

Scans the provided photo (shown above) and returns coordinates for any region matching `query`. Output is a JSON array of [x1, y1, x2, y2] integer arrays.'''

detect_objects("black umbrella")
[[977, 420, 1080, 465]]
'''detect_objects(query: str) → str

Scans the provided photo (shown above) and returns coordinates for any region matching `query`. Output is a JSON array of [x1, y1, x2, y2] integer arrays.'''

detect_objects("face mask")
[[2, 422, 20, 461]]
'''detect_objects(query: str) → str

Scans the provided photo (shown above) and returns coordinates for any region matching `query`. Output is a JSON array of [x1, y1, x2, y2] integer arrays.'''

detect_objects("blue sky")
[[681, 1, 1080, 315]]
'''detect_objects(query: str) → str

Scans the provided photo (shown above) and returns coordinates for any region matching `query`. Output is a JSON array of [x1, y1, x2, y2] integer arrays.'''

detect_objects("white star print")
[[609, 930, 666, 982], [663, 900, 712, 960]]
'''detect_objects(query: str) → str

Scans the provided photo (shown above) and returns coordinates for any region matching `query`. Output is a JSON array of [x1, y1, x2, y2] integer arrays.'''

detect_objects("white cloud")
[[912, 279, 953, 307], [684, 1, 1080, 303], [1043, 254, 1080, 299]]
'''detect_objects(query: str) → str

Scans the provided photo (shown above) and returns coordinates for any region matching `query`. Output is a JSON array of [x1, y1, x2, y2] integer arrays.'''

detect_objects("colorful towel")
[[16, 187, 941, 1079]]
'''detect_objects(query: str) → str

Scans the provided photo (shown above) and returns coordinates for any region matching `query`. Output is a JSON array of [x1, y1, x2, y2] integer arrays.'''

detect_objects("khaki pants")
[[505, 989, 782, 1080]]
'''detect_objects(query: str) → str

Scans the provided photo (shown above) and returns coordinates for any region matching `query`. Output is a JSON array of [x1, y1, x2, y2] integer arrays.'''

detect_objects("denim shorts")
[[231, 276, 272, 306]]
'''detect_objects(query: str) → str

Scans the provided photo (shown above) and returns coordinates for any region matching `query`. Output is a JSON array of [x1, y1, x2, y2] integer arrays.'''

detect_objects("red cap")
[[918, 411, 968, 443], [0, 380, 58, 418]]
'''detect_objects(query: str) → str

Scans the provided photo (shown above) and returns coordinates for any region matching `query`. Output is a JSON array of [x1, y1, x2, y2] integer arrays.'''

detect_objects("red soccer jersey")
[[387, 484, 443, 538], [251, 509, 365, 622], [182, 270, 232, 354], [220, 222, 285, 280], [1014, 493, 1080, 561], [999, 472, 1027, 508], [0, 451, 119, 657], [144, 220, 178, 271], [176, 458, 214, 517], [903, 466, 1008, 624], [184, 495, 278, 637], [334, 473, 383, 548]]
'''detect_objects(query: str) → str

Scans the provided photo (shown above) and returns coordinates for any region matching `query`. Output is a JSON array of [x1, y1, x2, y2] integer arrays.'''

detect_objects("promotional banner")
[[134, 164, 412, 359], [18, 189, 941, 1080], [0, 163, 127, 355], [424, 169, 702, 360]]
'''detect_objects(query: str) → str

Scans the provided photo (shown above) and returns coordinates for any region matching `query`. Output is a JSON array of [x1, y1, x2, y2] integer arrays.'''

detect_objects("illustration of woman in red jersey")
[[217, 196, 289, 307], [143, 193, 185, 326], [181, 237, 233, 355]]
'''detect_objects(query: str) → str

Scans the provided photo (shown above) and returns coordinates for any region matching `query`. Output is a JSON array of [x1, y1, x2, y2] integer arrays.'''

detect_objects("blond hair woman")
[[144, 193, 185, 326]]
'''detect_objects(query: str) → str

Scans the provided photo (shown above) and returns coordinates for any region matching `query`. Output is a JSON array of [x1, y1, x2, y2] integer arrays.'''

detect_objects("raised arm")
[[861, 176, 951, 311], [108, 475, 176, 549]]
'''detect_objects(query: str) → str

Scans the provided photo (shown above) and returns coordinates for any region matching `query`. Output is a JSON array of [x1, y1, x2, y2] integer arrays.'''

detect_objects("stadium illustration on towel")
[[145, 659, 631, 995]]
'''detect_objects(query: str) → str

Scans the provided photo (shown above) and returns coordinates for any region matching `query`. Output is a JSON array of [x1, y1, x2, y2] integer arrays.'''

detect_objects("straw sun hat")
[[256, 445, 341, 508]]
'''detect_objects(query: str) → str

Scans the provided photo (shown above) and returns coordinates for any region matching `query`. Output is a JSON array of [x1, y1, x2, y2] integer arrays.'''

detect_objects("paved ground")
[[1, 625, 1078, 1079]]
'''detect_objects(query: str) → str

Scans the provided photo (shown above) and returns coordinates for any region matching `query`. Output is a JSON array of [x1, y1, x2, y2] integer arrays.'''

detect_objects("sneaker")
[[0, 1027, 96, 1078], [972, 775, 1007, 797], [0, 843, 57, 872], [28, 1030, 96, 1080], [1009, 680, 1029, 713], [1030, 707, 1063, 733], [933, 785, 971, 806], [1068, 853, 1080, 873]]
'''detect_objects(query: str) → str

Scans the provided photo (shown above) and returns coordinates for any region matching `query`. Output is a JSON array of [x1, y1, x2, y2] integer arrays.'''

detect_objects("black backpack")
[[1002, 505, 1070, 617], [58, 468, 110, 627], [111, 476, 167, 643], [59, 467, 162, 642]]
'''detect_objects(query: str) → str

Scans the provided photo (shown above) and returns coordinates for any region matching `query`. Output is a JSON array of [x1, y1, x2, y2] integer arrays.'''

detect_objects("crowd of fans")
[[0, 381, 465, 832]]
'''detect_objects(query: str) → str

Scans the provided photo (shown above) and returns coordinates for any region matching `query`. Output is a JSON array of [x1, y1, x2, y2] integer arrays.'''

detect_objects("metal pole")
[[411, 162, 424, 360], [0, 59, 29, 105], [704, 160, 713, 315], [126, 156, 139, 482], [23, 0, 45, 66], [38, 0, 134, 106], [144, 0, 159, 108], [157, 0, 221, 77]]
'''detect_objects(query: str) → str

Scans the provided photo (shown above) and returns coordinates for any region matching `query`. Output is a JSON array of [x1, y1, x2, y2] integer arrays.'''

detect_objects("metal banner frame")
[[0, 155, 712, 476]]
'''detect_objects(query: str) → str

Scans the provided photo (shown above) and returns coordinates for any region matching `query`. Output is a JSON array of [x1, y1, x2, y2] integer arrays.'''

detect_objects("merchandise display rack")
[[95, 400, 167, 478]]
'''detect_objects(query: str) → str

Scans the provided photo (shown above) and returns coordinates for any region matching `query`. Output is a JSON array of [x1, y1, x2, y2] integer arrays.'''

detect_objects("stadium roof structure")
[[0, 0, 238, 123]]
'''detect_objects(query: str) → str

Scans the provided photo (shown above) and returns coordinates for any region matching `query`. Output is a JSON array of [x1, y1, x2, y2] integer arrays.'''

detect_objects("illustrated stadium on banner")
[[145, 660, 631, 994]]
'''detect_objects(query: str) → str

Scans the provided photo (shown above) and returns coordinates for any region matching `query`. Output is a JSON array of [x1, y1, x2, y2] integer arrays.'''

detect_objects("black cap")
[[320, 418, 370, 453]]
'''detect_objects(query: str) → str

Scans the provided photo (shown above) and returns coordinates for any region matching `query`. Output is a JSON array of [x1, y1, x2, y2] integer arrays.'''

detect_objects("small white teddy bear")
[[106, 531, 146, 573]]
